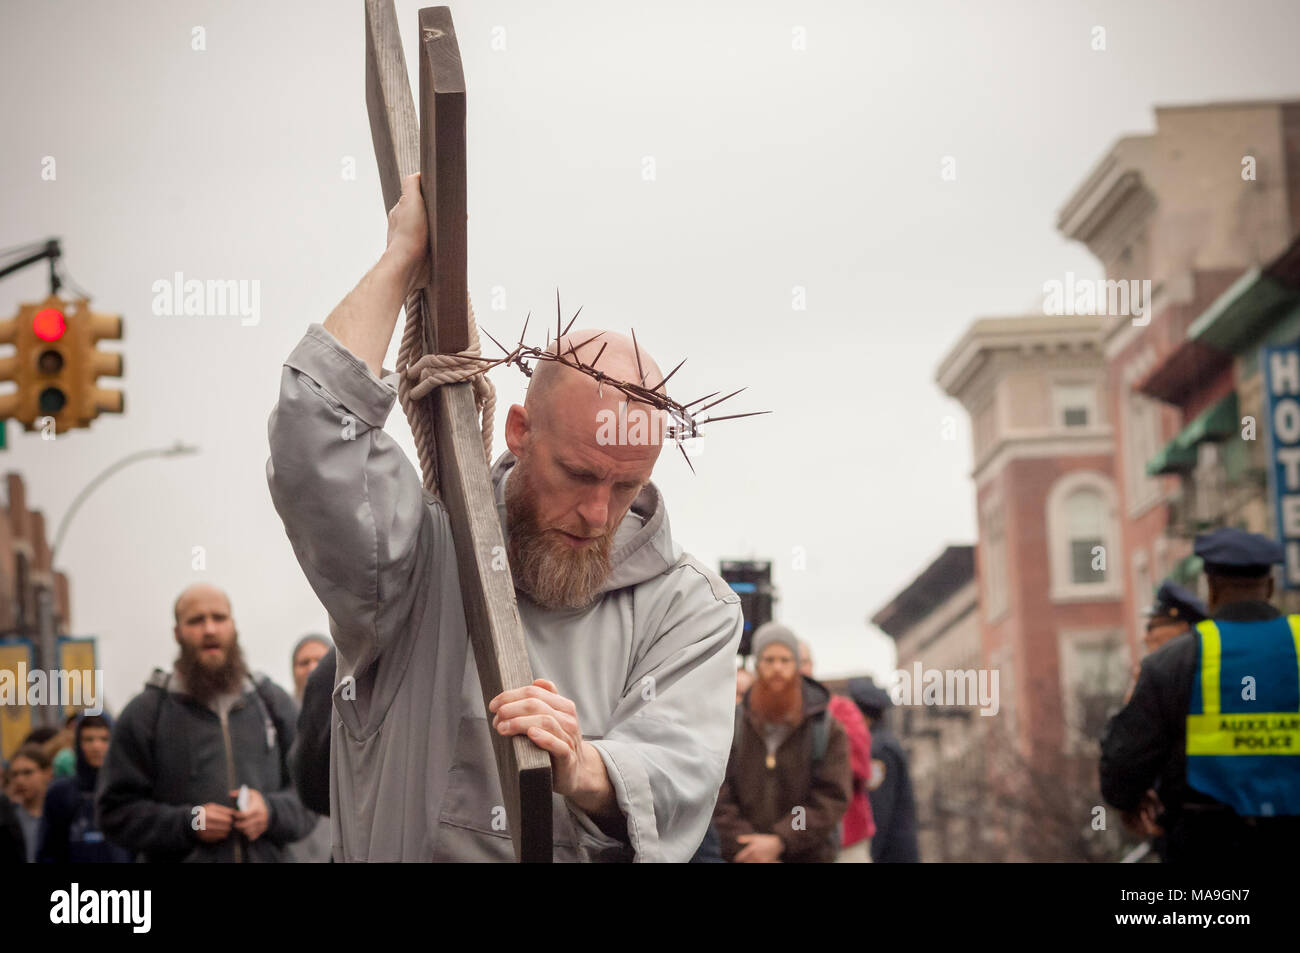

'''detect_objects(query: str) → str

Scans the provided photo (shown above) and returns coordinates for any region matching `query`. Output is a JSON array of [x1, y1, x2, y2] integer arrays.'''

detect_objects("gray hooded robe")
[[266, 325, 742, 861]]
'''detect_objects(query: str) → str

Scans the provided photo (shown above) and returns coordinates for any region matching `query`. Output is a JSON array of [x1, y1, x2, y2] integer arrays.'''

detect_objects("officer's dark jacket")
[[97, 669, 314, 862], [867, 725, 919, 863], [1100, 599, 1300, 858]]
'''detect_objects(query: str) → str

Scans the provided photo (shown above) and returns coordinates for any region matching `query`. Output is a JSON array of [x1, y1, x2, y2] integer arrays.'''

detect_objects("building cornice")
[[936, 315, 1110, 399], [973, 432, 1114, 488]]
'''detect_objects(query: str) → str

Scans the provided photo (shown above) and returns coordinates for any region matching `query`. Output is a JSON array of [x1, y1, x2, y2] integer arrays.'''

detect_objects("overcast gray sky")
[[4, 0, 1300, 711]]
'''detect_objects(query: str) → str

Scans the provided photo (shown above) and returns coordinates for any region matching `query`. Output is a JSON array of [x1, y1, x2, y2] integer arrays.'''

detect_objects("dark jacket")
[[712, 675, 851, 863], [290, 647, 334, 817], [0, 792, 26, 863], [866, 723, 919, 863], [1100, 599, 1300, 862], [38, 713, 132, 863], [97, 668, 315, 862]]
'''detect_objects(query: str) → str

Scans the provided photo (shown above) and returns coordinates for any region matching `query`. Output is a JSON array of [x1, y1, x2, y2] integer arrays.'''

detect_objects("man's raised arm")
[[265, 173, 441, 677], [323, 172, 428, 376]]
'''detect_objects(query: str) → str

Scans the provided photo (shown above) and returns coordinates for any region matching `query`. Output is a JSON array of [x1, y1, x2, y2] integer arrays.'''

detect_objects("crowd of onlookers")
[[1, 582, 919, 864], [0, 587, 331, 864], [692, 622, 918, 863]]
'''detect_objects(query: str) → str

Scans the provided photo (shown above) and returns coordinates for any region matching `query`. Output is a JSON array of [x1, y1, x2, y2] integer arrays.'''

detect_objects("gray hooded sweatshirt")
[[266, 325, 742, 862]]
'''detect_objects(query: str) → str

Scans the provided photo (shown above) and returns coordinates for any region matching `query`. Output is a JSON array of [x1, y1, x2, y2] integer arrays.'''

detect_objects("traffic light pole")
[[0, 238, 62, 294], [34, 582, 58, 729]]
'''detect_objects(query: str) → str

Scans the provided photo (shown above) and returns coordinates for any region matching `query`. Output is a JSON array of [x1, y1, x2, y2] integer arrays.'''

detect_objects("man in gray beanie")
[[290, 634, 332, 707], [287, 633, 333, 862], [712, 621, 851, 862]]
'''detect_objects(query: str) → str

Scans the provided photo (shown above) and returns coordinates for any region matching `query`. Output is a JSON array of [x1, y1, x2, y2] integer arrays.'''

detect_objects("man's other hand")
[[231, 788, 271, 842], [489, 678, 612, 812], [195, 802, 234, 843], [735, 833, 784, 863]]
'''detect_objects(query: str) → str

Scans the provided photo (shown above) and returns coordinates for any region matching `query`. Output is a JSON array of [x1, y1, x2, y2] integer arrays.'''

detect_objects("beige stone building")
[[870, 545, 985, 861]]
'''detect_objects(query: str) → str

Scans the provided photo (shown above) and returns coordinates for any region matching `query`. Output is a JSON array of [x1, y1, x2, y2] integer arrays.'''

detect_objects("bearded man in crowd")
[[97, 583, 313, 862]]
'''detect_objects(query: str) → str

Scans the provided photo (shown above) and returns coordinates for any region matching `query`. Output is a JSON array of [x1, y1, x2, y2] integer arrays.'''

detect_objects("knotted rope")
[[396, 289, 496, 496]]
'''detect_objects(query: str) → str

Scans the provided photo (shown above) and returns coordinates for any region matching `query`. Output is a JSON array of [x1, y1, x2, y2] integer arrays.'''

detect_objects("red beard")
[[749, 673, 803, 724]]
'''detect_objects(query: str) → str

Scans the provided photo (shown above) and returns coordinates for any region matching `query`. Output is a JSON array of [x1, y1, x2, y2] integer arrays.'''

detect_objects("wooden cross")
[[363, 0, 553, 863]]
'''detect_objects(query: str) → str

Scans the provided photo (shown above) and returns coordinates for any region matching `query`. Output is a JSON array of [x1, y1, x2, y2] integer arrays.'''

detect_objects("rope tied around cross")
[[396, 288, 496, 496]]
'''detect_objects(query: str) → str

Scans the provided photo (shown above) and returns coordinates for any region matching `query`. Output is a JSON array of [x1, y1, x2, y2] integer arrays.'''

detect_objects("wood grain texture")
[[364, 0, 554, 863], [418, 5, 469, 356]]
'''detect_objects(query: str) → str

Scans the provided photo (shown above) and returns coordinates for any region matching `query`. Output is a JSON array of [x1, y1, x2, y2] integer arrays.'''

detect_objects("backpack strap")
[[140, 669, 172, 797], [811, 709, 830, 764], [249, 675, 288, 755]]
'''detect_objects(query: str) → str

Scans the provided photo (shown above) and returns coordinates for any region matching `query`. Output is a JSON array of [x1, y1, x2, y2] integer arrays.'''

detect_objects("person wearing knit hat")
[[287, 634, 334, 863], [846, 677, 919, 863], [712, 621, 851, 863], [798, 640, 876, 863], [290, 634, 332, 706], [751, 622, 799, 664]]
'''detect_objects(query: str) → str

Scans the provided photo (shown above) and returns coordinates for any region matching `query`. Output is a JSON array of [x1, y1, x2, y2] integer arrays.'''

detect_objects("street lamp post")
[[51, 441, 199, 562], [36, 441, 198, 727]]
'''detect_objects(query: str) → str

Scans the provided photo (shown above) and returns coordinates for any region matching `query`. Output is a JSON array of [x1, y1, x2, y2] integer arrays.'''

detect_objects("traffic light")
[[79, 302, 124, 425], [0, 295, 123, 434]]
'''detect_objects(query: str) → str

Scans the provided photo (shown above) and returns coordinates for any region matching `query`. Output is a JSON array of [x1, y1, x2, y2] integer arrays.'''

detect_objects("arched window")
[[1066, 489, 1107, 585], [1047, 471, 1122, 601]]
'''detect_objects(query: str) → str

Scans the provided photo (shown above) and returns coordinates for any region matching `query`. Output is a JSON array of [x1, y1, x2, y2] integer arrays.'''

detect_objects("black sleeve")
[[96, 691, 196, 854], [0, 795, 27, 864], [290, 648, 335, 817], [868, 756, 897, 850], [257, 680, 317, 845], [869, 743, 920, 863], [36, 783, 73, 863], [1099, 638, 1191, 812], [886, 751, 920, 863]]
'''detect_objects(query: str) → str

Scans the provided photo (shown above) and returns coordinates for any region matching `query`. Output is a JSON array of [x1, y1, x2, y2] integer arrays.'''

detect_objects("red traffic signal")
[[33, 307, 66, 342]]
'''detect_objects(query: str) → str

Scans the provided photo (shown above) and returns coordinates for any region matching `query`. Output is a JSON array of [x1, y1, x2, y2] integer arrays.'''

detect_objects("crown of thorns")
[[470, 293, 768, 472]]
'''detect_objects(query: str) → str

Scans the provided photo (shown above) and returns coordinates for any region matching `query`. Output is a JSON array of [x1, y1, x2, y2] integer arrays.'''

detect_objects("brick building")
[[1056, 99, 1300, 656], [869, 545, 982, 862], [936, 314, 1130, 762]]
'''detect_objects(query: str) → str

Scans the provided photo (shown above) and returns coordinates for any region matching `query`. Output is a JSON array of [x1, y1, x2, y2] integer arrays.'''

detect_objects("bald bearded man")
[[267, 173, 743, 862]]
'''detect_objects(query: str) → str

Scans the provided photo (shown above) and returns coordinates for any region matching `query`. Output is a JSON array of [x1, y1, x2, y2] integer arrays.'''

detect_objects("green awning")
[[1178, 392, 1239, 447], [1146, 440, 1197, 476], [1145, 392, 1239, 476], [1188, 267, 1298, 353]]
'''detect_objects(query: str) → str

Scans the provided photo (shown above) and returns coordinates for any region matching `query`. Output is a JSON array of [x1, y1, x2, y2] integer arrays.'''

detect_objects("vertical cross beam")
[[363, 0, 553, 863]]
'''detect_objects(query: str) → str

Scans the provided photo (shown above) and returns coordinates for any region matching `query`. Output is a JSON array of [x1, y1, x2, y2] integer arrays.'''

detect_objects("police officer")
[[847, 677, 919, 863], [1100, 528, 1300, 862], [1143, 580, 1208, 656]]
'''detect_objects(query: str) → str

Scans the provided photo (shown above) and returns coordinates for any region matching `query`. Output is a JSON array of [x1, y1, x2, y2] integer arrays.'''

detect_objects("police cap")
[[1193, 527, 1284, 579], [1145, 579, 1208, 625], [848, 677, 893, 718]]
